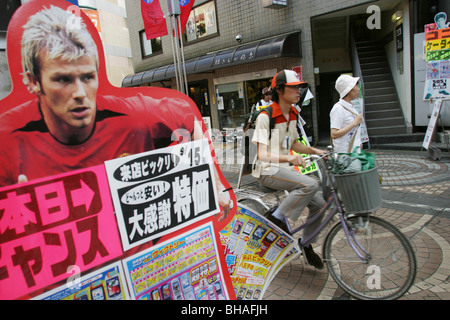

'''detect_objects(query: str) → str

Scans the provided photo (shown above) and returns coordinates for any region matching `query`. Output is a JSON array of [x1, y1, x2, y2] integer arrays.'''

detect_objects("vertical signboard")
[[424, 13, 450, 100]]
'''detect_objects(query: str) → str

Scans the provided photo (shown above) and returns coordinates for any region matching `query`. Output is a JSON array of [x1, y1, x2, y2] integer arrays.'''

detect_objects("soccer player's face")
[[31, 52, 98, 142]]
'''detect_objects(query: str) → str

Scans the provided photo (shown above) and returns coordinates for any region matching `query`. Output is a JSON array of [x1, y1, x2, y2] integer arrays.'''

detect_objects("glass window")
[[184, 1, 218, 43], [139, 30, 162, 58], [216, 82, 245, 131]]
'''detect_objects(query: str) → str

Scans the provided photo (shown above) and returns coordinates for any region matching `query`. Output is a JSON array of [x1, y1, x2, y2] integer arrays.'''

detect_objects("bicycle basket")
[[333, 167, 382, 214]]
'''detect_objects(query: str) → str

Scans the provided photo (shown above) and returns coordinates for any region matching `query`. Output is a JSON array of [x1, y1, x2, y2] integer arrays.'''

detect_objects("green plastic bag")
[[331, 155, 362, 174], [340, 148, 376, 172]]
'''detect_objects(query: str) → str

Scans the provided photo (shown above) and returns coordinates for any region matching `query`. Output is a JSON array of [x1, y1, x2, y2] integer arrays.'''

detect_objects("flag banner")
[[141, 0, 168, 40], [177, 0, 194, 38]]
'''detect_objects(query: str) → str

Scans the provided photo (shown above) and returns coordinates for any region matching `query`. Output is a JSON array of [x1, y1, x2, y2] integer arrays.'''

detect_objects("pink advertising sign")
[[0, 165, 122, 300]]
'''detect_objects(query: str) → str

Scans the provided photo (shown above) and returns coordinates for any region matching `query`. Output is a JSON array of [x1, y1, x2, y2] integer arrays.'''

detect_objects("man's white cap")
[[335, 74, 359, 98]]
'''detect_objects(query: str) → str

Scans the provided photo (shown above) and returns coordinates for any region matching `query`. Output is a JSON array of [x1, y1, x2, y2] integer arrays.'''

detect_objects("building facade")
[[124, 0, 450, 145]]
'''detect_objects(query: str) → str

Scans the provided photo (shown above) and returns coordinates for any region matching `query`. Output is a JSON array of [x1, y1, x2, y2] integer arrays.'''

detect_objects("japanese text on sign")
[[105, 139, 220, 251], [0, 166, 123, 300]]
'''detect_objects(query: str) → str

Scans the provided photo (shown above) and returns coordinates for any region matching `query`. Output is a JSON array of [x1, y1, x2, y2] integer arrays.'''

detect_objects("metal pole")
[[167, 0, 187, 94], [177, 15, 188, 94], [172, 16, 185, 94], [168, 16, 181, 92]]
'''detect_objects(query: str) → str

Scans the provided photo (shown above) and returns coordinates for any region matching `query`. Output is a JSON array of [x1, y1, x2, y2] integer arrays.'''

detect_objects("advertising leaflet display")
[[34, 262, 129, 300], [423, 13, 450, 101], [122, 223, 231, 300], [220, 205, 299, 300], [105, 139, 220, 251], [0, 165, 123, 300]]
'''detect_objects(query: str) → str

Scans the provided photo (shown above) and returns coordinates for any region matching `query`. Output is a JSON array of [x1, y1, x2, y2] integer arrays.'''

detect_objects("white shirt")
[[330, 99, 361, 153], [255, 99, 272, 111]]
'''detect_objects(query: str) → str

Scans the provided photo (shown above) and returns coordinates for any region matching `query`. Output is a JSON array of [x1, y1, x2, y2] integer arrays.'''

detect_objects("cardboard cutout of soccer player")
[[0, 0, 236, 299]]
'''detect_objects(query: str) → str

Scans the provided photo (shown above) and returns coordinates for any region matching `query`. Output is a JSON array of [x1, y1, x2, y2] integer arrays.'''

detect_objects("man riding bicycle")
[[251, 70, 327, 269]]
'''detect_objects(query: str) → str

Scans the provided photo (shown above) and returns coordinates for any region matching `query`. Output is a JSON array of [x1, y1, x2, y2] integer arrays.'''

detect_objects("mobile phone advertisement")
[[122, 223, 231, 300], [220, 205, 299, 300]]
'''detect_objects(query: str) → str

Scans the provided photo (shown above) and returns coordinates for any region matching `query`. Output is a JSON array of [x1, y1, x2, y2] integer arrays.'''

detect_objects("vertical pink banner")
[[0, 165, 122, 300]]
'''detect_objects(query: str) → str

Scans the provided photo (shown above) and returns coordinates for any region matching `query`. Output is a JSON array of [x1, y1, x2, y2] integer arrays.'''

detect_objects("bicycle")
[[236, 146, 417, 300]]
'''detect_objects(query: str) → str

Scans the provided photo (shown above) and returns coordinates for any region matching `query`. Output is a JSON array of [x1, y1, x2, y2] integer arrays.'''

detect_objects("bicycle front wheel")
[[323, 215, 416, 300]]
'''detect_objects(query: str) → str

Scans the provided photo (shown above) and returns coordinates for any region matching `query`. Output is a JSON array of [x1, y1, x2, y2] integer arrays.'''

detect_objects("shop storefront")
[[214, 70, 274, 131], [122, 32, 302, 136]]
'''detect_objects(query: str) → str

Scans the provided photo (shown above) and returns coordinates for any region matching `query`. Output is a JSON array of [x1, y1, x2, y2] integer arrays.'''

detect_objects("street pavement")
[[217, 146, 450, 300]]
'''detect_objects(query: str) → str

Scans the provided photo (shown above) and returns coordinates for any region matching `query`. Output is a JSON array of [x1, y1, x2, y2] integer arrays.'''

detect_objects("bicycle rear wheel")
[[323, 215, 416, 300]]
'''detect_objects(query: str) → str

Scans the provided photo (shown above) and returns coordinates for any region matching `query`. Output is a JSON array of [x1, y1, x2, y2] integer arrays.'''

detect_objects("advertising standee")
[[0, 0, 236, 300]]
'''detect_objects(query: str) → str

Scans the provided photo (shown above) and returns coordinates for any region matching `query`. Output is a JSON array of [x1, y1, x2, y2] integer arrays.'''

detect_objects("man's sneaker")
[[301, 243, 324, 269], [266, 214, 290, 234]]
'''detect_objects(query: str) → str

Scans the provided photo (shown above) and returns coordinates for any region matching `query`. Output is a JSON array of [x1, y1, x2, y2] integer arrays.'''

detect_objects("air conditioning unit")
[[262, 0, 288, 9]]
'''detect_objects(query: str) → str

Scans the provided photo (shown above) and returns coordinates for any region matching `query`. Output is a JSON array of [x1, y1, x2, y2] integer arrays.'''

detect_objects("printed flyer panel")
[[34, 262, 129, 300], [105, 139, 220, 251], [0, 165, 123, 300], [122, 223, 231, 300], [219, 204, 298, 300], [423, 21, 450, 100]]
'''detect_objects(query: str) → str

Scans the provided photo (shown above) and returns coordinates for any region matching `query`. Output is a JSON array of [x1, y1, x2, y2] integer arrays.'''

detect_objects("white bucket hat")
[[335, 74, 360, 98]]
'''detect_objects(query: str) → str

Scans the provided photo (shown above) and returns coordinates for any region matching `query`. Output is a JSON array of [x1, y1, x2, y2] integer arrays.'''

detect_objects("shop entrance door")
[[187, 80, 211, 118], [246, 78, 272, 112]]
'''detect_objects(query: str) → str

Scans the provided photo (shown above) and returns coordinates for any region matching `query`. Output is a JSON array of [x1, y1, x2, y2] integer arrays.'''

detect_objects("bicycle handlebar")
[[302, 146, 338, 172]]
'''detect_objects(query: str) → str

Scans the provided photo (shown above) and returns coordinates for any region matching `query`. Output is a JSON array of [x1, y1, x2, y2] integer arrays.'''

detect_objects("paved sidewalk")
[[219, 148, 450, 300]]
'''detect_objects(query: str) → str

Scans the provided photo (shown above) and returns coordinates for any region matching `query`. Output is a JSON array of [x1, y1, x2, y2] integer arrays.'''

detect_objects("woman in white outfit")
[[330, 75, 364, 153]]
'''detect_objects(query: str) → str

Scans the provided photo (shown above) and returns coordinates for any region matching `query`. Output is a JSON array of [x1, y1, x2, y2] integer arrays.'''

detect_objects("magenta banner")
[[0, 165, 123, 300]]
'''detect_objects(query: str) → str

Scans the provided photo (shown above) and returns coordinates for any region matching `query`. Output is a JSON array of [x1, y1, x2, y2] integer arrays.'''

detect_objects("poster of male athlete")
[[0, 0, 236, 299]]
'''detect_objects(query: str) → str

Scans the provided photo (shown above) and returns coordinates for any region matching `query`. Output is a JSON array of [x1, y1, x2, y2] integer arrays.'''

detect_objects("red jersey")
[[0, 94, 196, 186]]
